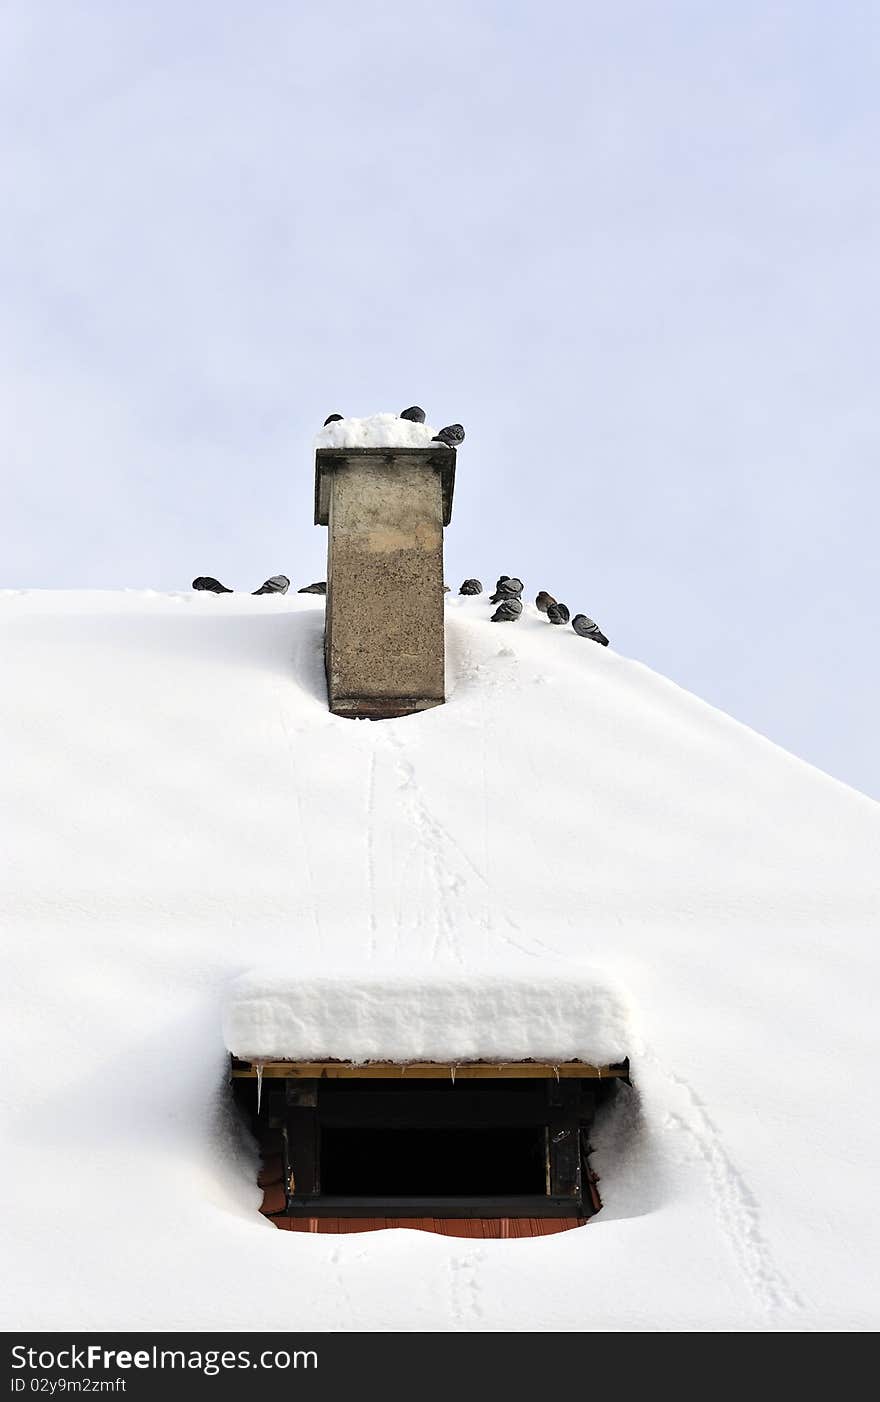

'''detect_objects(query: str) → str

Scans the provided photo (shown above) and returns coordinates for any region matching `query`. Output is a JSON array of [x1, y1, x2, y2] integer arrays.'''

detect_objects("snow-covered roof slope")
[[1, 588, 878, 1331], [314, 411, 440, 450], [223, 968, 632, 1065]]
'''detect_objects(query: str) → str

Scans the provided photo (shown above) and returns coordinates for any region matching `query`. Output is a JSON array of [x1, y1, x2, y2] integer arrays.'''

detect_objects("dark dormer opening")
[[321, 1126, 545, 1197], [232, 1059, 629, 1238]]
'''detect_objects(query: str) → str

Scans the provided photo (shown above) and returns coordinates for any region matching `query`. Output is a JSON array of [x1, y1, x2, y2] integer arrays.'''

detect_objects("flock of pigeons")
[[192, 571, 609, 644], [323, 406, 466, 449], [192, 572, 608, 643], [460, 576, 609, 645]]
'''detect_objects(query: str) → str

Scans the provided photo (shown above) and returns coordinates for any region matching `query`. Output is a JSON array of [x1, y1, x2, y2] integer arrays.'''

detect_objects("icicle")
[[553, 1065, 560, 1083], [450, 1064, 456, 1085], [255, 1061, 264, 1114]]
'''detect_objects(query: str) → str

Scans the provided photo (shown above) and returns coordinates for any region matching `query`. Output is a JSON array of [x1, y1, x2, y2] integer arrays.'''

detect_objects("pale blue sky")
[[2, 2, 878, 796]]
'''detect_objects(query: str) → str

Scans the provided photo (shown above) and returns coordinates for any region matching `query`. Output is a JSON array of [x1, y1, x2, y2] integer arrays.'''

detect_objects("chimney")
[[314, 445, 456, 718]]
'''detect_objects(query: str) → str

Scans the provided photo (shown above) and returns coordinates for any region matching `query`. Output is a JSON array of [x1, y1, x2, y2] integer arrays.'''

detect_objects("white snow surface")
[[2, 587, 879, 1332], [224, 967, 632, 1065], [314, 411, 441, 450]]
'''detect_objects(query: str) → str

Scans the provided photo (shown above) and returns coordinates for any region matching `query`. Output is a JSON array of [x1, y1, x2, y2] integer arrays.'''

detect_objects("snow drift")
[[223, 967, 633, 1065], [1, 587, 878, 1331]]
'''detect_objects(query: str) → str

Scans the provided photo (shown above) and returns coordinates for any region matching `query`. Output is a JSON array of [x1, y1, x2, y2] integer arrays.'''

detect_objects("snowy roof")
[[223, 968, 632, 1065], [2, 587, 879, 1330], [314, 411, 441, 450]]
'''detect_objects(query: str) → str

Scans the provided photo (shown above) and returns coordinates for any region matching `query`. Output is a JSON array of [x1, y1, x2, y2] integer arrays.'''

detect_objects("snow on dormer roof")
[[223, 967, 633, 1066]]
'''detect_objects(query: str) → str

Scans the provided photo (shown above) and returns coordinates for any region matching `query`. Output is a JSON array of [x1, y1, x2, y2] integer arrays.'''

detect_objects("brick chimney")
[[314, 446, 456, 718]]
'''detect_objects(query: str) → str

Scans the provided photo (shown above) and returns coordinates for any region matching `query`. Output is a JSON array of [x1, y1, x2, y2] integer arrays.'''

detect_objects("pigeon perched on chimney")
[[431, 424, 465, 448], [323, 413, 344, 426], [491, 598, 523, 622], [297, 581, 327, 595], [572, 614, 609, 645], [252, 575, 290, 596], [490, 576, 524, 603], [459, 578, 483, 595], [399, 406, 426, 423], [192, 576, 232, 594], [536, 591, 557, 614], [546, 602, 570, 625]]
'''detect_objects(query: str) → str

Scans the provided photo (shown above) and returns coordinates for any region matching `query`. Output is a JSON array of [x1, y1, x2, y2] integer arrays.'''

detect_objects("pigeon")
[[399, 406, 426, 423], [535, 591, 557, 614], [459, 578, 483, 595], [490, 576, 524, 603], [297, 581, 327, 595], [546, 602, 570, 625], [491, 598, 523, 622], [252, 575, 290, 596], [572, 614, 609, 646], [323, 413, 344, 426], [431, 424, 465, 448], [192, 576, 232, 594]]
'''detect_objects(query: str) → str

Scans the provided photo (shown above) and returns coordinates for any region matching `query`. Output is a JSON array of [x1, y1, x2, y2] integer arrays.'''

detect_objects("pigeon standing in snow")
[[490, 576, 524, 604], [431, 424, 465, 448], [459, 578, 483, 595], [192, 576, 232, 594], [323, 413, 344, 426], [297, 581, 327, 595], [252, 575, 290, 596], [399, 406, 426, 423], [546, 602, 570, 625], [491, 598, 523, 622], [536, 591, 557, 613], [572, 614, 609, 645]]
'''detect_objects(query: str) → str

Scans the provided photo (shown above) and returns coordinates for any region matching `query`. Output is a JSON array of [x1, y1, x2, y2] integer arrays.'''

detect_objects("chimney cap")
[[314, 446, 456, 527]]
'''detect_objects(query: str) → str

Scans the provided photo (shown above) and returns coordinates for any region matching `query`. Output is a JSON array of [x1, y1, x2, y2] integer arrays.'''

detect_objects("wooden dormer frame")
[[231, 1058, 630, 1080]]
